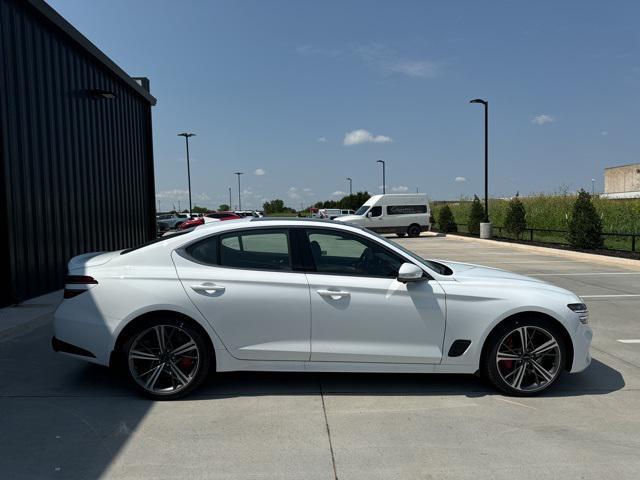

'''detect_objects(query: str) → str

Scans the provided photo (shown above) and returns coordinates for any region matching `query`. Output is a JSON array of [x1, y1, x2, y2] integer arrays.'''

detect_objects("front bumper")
[[570, 324, 593, 373]]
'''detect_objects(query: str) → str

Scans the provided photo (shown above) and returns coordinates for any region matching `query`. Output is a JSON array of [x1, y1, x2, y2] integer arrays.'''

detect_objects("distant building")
[[601, 163, 640, 199]]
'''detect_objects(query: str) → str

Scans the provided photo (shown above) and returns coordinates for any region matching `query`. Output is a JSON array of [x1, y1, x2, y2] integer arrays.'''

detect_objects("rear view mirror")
[[366, 212, 372, 218], [397, 263, 424, 283]]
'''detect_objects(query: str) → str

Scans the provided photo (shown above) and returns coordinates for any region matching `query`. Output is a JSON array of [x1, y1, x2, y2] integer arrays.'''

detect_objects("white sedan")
[[53, 218, 592, 399]]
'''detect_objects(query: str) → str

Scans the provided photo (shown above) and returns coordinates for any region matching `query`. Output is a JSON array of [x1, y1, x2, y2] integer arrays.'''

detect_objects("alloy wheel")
[[127, 324, 200, 396], [495, 325, 561, 393]]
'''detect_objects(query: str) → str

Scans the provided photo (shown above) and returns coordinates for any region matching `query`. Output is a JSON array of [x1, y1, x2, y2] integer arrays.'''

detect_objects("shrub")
[[504, 193, 527, 238], [437, 205, 457, 233], [468, 195, 485, 235], [568, 189, 603, 249]]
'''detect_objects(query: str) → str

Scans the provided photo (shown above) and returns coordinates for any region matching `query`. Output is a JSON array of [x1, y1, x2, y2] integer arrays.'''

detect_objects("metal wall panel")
[[0, 0, 156, 304]]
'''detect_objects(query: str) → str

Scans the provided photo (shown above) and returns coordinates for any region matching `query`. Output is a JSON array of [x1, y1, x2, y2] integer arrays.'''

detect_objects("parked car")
[[337, 194, 430, 237], [178, 211, 241, 230], [157, 213, 189, 231], [53, 218, 591, 400]]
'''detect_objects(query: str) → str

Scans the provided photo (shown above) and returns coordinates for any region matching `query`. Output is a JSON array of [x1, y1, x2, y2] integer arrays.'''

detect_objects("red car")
[[179, 211, 242, 230]]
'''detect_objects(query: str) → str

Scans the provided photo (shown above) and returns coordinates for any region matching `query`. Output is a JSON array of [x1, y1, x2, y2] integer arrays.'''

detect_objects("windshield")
[[354, 205, 369, 216], [366, 230, 453, 276]]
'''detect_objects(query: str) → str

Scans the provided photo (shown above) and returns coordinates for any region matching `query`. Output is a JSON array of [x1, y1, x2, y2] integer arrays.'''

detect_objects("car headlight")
[[568, 303, 589, 324]]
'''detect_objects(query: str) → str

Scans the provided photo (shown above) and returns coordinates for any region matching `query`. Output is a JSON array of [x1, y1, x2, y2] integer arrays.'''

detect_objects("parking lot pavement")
[[1, 236, 640, 479]]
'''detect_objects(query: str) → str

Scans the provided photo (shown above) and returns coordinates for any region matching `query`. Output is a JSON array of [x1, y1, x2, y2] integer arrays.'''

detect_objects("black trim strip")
[[51, 337, 96, 358]]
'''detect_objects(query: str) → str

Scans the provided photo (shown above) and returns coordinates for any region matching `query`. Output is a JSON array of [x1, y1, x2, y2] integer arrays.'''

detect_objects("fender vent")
[[448, 340, 471, 357]]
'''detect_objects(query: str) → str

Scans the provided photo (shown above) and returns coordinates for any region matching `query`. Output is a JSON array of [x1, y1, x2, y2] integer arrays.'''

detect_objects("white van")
[[336, 194, 430, 237], [318, 208, 355, 219]]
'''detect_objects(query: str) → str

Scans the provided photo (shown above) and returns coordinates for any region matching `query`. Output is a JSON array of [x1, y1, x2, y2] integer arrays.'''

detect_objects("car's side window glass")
[[306, 229, 403, 277], [220, 229, 291, 271], [369, 206, 382, 217], [185, 236, 219, 264]]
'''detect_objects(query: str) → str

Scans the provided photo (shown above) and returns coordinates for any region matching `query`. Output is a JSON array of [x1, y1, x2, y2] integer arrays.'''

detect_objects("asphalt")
[[1, 235, 639, 480]]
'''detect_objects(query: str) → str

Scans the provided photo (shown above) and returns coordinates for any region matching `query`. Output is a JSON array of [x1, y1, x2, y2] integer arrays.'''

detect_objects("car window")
[[305, 229, 403, 277], [354, 205, 369, 215], [369, 206, 382, 217], [185, 235, 219, 264], [220, 229, 291, 270], [386, 205, 427, 215]]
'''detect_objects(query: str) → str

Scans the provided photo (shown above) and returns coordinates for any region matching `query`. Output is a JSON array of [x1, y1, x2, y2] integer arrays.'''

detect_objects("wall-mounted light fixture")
[[90, 89, 116, 99]]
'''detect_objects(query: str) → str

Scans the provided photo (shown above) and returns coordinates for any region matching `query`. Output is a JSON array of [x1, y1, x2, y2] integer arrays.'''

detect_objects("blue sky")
[[49, 0, 640, 210]]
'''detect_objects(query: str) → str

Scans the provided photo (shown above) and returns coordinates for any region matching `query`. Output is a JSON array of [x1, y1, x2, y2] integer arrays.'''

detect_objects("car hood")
[[335, 215, 364, 223], [435, 260, 575, 296]]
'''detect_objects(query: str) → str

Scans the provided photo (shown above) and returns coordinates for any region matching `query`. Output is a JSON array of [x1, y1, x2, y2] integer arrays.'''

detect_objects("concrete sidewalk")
[[0, 290, 62, 340]]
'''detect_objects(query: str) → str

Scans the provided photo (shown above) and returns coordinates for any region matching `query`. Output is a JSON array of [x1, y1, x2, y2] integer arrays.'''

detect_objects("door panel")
[[307, 274, 446, 363], [171, 229, 311, 361]]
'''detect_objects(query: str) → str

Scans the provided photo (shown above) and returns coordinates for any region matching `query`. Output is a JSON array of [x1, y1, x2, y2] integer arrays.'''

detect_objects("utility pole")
[[234, 172, 244, 210], [177, 132, 195, 214], [228, 187, 232, 210], [376, 160, 386, 194], [346, 177, 353, 196]]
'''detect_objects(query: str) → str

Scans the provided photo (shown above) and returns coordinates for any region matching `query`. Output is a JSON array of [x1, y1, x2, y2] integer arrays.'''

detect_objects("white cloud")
[[343, 129, 393, 146], [387, 60, 438, 78], [601, 130, 608, 136], [531, 114, 555, 125], [454, 176, 467, 183], [391, 185, 409, 192], [332, 190, 346, 197], [288, 187, 300, 199], [155, 189, 189, 199], [317, 137, 327, 143], [254, 168, 266, 176]]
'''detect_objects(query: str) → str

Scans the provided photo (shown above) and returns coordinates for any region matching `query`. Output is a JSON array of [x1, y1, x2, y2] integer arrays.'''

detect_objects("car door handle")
[[317, 289, 350, 299], [190, 283, 225, 295]]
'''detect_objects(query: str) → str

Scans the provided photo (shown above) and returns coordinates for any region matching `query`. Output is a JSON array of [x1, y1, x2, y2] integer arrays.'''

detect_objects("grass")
[[435, 195, 640, 252]]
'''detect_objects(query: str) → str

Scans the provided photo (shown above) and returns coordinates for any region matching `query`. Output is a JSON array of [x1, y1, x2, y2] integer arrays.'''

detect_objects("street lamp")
[[376, 160, 386, 194], [346, 177, 353, 196], [234, 172, 244, 210], [591, 179, 595, 195], [228, 187, 232, 210], [177, 132, 195, 214], [469, 99, 489, 223]]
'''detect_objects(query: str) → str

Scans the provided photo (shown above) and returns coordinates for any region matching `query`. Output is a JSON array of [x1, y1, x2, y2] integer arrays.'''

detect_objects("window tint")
[[369, 206, 382, 217], [387, 205, 428, 215], [220, 229, 291, 270], [185, 236, 219, 265], [306, 229, 404, 277]]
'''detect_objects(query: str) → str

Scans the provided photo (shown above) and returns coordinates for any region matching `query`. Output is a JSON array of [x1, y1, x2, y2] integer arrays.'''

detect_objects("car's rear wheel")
[[124, 319, 211, 400], [407, 224, 421, 238], [482, 318, 566, 396]]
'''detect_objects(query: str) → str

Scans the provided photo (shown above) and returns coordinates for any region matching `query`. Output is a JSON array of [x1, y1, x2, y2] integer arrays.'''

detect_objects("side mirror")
[[397, 263, 424, 283], [366, 212, 372, 218]]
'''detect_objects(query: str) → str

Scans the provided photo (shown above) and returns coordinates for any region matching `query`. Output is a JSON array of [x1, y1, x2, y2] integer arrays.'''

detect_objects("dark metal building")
[[0, 0, 157, 306]]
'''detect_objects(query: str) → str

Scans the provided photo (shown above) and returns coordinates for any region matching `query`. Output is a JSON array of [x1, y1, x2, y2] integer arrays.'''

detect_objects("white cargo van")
[[336, 194, 430, 237]]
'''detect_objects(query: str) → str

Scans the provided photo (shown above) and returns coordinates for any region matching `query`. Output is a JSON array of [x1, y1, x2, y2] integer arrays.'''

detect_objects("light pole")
[[346, 177, 353, 196], [234, 172, 244, 210], [228, 187, 232, 210], [591, 179, 595, 195], [376, 160, 386, 194], [177, 132, 195, 214], [469, 99, 489, 222]]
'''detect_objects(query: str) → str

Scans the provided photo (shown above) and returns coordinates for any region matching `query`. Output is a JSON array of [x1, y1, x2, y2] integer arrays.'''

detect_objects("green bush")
[[437, 205, 457, 233], [568, 190, 603, 249], [468, 195, 485, 235], [504, 193, 527, 238]]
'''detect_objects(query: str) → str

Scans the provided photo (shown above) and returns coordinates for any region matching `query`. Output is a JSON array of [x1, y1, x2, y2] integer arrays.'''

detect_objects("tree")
[[338, 191, 371, 211], [437, 205, 457, 233], [468, 195, 485, 235], [568, 189, 603, 249], [262, 199, 285, 214], [504, 193, 527, 239], [191, 205, 208, 214], [218, 204, 230, 212]]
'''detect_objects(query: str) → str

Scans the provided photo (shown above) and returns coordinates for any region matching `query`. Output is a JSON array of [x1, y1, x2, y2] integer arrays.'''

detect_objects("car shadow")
[[189, 358, 624, 400]]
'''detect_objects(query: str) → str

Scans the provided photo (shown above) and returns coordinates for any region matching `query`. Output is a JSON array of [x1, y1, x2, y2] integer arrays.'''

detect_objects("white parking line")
[[477, 260, 581, 264], [617, 339, 640, 344], [580, 294, 640, 298], [530, 272, 640, 276]]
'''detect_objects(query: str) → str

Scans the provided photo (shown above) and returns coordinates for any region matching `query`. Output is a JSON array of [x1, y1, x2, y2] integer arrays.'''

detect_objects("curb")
[[445, 234, 640, 269]]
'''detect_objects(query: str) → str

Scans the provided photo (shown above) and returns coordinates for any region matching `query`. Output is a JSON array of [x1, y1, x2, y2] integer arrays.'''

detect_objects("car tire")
[[407, 224, 421, 238], [123, 318, 212, 400], [396, 232, 406, 238], [175, 222, 183, 230], [481, 317, 567, 396]]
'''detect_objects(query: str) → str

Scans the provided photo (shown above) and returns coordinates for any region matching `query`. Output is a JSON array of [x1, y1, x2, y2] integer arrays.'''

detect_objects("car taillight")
[[64, 275, 98, 299]]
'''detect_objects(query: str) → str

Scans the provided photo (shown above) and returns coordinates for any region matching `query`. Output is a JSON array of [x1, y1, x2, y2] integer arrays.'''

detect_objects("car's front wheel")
[[482, 318, 566, 396], [123, 319, 211, 400], [407, 224, 421, 237]]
